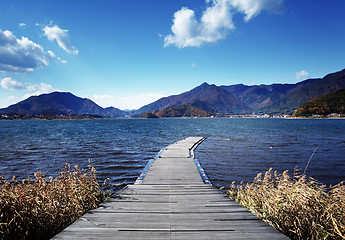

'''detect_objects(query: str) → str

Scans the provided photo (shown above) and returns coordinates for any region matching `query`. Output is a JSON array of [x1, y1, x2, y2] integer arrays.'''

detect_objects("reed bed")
[[0, 162, 111, 240], [227, 168, 345, 240]]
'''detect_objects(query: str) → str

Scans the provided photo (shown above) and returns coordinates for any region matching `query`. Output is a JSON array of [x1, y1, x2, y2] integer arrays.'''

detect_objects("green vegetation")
[[294, 89, 345, 117], [139, 112, 159, 118], [140, 104, 211, 118], [227, 169, 345, 240], [0, 163, 111, 240]]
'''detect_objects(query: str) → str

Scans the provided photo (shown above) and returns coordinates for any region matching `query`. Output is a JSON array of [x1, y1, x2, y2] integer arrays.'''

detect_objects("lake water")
[[0, 118, 344, 188]]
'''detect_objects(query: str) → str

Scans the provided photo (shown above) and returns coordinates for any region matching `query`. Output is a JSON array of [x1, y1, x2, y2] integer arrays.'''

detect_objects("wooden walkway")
[[53, 137, 287, 239]]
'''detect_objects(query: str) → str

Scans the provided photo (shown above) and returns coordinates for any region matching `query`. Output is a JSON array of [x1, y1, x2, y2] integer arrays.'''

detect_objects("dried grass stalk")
[[227, 168, 345, 240], [0, 163, 110, 240]]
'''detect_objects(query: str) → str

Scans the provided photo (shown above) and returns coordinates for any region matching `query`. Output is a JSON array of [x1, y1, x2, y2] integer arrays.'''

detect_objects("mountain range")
[[135, 68, 345, 116], [0, 92, 125, 118], [134, 82, 250, 116], [1, 68, 345, 117], [221, 69, 345, 114]]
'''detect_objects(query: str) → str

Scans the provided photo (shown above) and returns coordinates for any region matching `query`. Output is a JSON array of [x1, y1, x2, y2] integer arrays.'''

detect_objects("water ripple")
[[0, 118, 344, 188]]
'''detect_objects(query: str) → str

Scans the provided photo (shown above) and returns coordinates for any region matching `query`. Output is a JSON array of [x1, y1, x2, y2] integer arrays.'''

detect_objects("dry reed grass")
[[227, 168, 345, 240], [0, 162, 111, 240]]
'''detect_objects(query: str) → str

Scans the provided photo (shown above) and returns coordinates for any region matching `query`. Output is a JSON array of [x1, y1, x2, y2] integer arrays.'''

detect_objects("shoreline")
[[1, 115, 345, 120]]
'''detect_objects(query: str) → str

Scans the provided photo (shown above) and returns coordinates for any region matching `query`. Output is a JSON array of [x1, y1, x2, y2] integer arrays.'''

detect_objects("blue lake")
[[0, 118, 344, 188]]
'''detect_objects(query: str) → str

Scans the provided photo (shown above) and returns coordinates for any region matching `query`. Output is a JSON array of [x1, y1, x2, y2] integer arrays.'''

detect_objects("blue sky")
[[1, 0, 345, 110]]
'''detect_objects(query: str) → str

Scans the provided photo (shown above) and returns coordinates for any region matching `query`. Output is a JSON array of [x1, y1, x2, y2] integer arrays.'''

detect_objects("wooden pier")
[[53, 137, 287, 239]]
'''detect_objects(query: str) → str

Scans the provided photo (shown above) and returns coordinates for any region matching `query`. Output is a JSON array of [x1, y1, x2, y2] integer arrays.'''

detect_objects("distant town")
[[1, 112, 344, 120]]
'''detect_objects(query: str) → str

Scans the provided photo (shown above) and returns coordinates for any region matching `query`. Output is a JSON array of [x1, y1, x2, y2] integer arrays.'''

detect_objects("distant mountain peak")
[[0, 91, 126, 118], [135, 68, 345, 116], [134, 81, 249, 116], [189, 82, 210, 92]]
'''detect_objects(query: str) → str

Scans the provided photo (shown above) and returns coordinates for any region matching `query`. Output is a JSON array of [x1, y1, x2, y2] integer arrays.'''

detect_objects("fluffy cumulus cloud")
[[0, 77, 58, 100], [164, 0, 285, 48], [296, 70, 309, 80], [229, 0, 285, 21], [42, 25, 78, 55], [164, 1, 234, 48], [0, 29, 57, 73], [1, 77, 26, 90]]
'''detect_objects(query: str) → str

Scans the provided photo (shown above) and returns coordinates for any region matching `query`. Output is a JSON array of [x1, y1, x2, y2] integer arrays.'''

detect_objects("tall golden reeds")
[[0, 162, 110, 240], [227, 168, 345, 240]]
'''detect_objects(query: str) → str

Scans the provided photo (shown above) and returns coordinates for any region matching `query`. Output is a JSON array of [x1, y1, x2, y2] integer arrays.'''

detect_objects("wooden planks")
[[52, 137, 288, 239]]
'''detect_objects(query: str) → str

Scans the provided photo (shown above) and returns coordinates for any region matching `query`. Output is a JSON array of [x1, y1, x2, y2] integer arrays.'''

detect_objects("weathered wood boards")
[[52, 137, 287, 239]]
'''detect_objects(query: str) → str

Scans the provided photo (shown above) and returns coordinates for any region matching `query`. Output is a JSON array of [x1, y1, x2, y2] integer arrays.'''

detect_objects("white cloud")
[[0, 76, 59, 101], [229, 0, 285, 21], [0, 77, 57, 97], [164, 1, 234, 48], [8, 95, 18, 101], [1, 77, 26, 91], [42, 25, 78, 55], [296, 70, 309, 80], [164, 0, 285, 48], [0, 95, 18, 108], [0, 29, 57, 73], [47, 50, 56, 58], [21, 83, 58, 100], [47, 50, 67, 64], [91, 93, 167, 110], [91, 94, 117, 108], [19, 23, 26, 28]]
